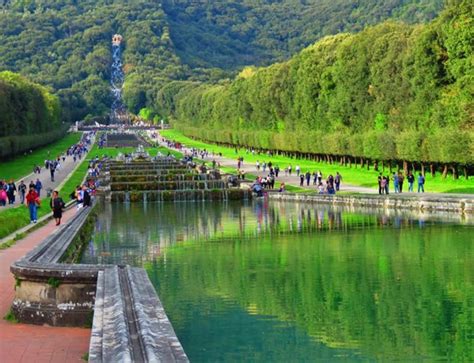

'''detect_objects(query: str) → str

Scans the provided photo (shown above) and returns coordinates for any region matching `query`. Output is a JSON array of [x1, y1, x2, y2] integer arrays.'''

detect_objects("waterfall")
[[111, 34, 128, 124]]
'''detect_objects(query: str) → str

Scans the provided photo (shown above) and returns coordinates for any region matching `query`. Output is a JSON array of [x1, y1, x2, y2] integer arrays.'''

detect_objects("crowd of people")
[[0, 132, 96, 225], [377, 171, 425, 194]]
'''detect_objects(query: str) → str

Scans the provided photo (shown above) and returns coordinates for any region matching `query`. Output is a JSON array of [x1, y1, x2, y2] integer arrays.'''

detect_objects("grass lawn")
[[161, 130, 474, 194], [0, 133, 81, 181]]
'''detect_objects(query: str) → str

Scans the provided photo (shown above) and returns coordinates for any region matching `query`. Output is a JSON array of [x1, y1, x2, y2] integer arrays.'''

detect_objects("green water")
[[82, 201, 474, 362]]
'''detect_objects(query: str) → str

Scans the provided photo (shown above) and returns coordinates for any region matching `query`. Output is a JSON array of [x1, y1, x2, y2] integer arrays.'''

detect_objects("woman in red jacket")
[[25, 186, 39, 223]]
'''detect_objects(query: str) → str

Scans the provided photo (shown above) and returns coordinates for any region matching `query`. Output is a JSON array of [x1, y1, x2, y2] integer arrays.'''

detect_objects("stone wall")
[[269, 192, 473, 214]]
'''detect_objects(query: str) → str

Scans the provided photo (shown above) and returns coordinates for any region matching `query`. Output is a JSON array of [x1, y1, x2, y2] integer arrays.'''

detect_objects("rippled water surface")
[[82, 201, 474, 362]]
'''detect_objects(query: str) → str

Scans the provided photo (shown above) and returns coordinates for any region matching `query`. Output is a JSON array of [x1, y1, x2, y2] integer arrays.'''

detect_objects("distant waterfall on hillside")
[[110, 34, 129, 124]]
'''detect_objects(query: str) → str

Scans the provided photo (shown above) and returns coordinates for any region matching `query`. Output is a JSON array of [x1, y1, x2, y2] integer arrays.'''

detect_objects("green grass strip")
[[161, 129, 474, 194]]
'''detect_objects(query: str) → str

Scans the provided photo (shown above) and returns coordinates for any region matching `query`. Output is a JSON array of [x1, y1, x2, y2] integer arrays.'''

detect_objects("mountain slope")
[[162, 1, 473, 170], [162, 0, 443, 68]]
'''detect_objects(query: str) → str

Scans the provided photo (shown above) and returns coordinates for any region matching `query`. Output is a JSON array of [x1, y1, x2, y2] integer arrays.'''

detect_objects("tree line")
[[159, 1, 473, 178], [0, 71, 65, 159]]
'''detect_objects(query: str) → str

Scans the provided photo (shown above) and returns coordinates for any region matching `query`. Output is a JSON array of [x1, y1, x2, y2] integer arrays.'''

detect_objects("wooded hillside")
[[162, 1, 473, 176]]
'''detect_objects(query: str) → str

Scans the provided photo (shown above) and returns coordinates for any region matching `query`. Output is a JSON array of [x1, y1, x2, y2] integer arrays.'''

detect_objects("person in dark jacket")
[[50, 191, 65, 226], [82, 185, 92, 207]]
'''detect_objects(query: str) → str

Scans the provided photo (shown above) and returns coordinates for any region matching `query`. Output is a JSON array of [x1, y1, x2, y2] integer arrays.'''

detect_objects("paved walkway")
[[157, 135, 474, 199], [1, 136, 88, 212], [0, 208, 90, 363]]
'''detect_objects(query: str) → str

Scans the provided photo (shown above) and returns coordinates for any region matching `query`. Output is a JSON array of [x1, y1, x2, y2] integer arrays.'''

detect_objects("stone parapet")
[[269, 192, 474, 214]]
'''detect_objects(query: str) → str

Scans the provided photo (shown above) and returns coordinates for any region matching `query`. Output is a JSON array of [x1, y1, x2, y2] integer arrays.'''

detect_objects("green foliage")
[[162, 0, 443, 69], [0, 0, 188, 120], [0, 71, 64, 158], [164, 2, 473, 167], [3, 309, 19, 324], [47, 277, 61, 289]]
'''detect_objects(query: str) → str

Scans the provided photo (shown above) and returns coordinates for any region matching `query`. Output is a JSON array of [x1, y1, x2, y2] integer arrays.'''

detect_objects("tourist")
[[75, 185, 83, 209], [288, 165, 292, 176], [296, 165, 301, 176], [393, 173, 399, 193], [256, 160, 260, 171], [50, 164, 56, 182], [274, 165, 280, 177], [0, 187, 7, 207], [18, 180, 27, 204], [335, 172, 342, 191], [317, 171, 323, 184], [82, 185, 92, 207], [35, 178, 42, 197], [407, 172, 414, 192], [417, 173, 425, 193], [262, 162, 267, 172], [25, 186, 39, 223], [299, 174, 304, 186], [318, 183, 325, 194], [398, 172, 404, 193], [278, 182, 286, 192], [378, 174, 383, 194], [385, 175, 390, 194], [7, 180, 16, 204], [381, 176, 387, 194], [305, 171, 311, 186], [50, 191, 65, 226]]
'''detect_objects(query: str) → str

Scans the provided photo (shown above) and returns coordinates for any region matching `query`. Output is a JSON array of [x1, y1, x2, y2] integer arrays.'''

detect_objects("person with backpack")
[[417, 173, 425, 193], [50, 190, 65, 226]]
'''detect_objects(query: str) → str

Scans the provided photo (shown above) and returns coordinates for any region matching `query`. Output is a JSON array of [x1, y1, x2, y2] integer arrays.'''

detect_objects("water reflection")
[[83, 200, 470, 266], [82, 201, 474, 362]]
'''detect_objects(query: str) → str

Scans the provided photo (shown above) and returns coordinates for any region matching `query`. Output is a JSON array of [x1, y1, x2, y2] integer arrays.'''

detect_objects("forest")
[[0, 71, 63, 159], [162, 0, 443, 68], [0, 0, 444, 122], [161, 1, 473, 177]]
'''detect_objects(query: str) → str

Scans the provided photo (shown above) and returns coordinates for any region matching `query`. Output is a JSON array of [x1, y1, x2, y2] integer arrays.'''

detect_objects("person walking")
[[50, 191, 65, 226], [305, 171, 311, 186], [49, 164, 56, 183], [35, 178, 43, 197], [288, 165, 292, 176], [417, 173, 425, 193], [299, 174, 304, 186], [26, 186, 39, 223], [274, 165, 280, 177], [18, 180, 27, 204], [7, 180, 16, 204], [378, 174, 383, 194], [296, 165, 301, 176]]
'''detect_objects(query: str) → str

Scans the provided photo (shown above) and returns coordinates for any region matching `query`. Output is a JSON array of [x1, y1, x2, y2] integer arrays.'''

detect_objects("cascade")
[[111, 34, 128, 124]]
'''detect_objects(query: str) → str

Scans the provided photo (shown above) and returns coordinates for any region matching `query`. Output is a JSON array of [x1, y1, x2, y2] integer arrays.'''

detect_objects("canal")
[[82, 201, 473, 362]]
